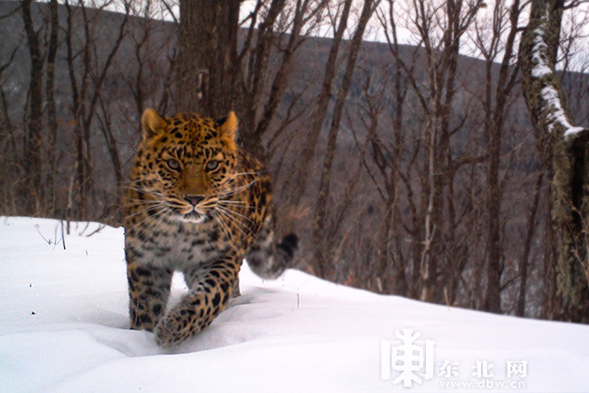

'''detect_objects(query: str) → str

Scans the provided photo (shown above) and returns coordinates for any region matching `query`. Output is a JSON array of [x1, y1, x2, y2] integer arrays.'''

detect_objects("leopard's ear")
[[142, 108, 168, 139], [217, 111, 238, 143]]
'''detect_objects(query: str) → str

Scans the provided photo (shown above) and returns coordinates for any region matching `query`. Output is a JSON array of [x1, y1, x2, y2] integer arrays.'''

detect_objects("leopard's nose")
[[184, 195, 205, 206]]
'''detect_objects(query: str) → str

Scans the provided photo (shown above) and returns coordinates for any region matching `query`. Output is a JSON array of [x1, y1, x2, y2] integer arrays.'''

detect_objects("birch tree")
[[520, 0, 589, 321]]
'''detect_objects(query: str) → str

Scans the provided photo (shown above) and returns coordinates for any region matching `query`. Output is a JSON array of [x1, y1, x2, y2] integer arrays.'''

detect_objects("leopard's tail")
[[246, 228, 298, 279]]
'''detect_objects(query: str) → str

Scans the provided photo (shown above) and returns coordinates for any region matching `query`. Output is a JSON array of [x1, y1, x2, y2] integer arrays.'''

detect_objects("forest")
[[1, 0, 588, 322]]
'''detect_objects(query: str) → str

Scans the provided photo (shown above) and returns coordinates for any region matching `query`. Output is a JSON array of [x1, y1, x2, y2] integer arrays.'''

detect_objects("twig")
[[60, 220, 67, 250], [35, 225, 52, 245], [86, 224, 105, 237]]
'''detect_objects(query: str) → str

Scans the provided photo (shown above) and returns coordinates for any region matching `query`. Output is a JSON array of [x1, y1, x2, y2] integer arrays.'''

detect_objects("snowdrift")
[[1, 217, 588, 392]]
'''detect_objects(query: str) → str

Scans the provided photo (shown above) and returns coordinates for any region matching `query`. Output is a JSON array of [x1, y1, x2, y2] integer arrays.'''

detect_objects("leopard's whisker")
[[214, 206, 255, 239], [217, 200, 264, 212], [216, 204, 258, 228], [219, 179, 260, 198]]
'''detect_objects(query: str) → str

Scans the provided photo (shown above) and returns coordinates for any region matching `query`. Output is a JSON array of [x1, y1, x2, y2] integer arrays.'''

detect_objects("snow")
[[531, 29, 551, 78], [540, 85, 586, 138], [529, 16, 586, 139], [1, 217, 589, 392]]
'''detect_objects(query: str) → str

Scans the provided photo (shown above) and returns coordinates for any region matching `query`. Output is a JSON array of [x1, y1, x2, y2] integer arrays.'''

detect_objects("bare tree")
[[356, 65, 409, 294], [239, 0, 330, 158], [288, 0, 355, 207], [0, 26, 19, 216], [312, 0, 381, 278], [63, 0, 130, 220], [384, 0, 485, 303], [520, 0, 589, 322], [45, 0, 60, 215], [471, 0, 523, 313], [21, 0, 45, 214]]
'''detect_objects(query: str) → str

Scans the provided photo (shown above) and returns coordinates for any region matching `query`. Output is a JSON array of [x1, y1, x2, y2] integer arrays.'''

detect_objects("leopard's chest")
[[126, 219, 233, 270]]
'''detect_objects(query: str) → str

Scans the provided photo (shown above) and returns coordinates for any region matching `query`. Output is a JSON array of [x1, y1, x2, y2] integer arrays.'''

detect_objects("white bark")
[[529, 8, 585, 139]]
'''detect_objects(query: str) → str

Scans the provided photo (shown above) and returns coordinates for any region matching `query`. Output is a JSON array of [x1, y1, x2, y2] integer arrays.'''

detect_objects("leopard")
[[123, 108, 297, 348]]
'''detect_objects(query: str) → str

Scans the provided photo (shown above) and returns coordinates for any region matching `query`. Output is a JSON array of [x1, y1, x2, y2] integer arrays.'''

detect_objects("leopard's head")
[[130, 109, 240, 224]]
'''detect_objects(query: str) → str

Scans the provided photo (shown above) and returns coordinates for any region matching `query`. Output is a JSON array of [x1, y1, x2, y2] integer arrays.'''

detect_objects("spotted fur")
[[123, 109, 297, 347]]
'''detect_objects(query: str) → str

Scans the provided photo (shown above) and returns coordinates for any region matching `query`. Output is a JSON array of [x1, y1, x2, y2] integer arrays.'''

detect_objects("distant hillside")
[[0, 0, 540, 139]]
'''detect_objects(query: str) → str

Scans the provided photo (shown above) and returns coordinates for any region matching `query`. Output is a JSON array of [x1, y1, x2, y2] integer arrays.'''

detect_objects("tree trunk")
[[21, 0, 44, 214], [240, 0, 286, 149], [252, 0, 327, 149], [312, 0, 378, 279], [520, 0, 589, 322], [45, 0, 59, 216], [482, 0, 522, 314], [288, 0, 353, 208], [175, 0, 240, 117], [516, 171, 543, 317]]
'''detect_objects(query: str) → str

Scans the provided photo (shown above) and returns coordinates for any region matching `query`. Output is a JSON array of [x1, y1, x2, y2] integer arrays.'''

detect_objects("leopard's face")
[[131, 110, 239, 224]]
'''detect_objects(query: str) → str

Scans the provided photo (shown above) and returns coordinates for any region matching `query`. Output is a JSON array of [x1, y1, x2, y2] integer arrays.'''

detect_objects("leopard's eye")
[[167, 159, 181, 171], [206, 160, 220, 171]]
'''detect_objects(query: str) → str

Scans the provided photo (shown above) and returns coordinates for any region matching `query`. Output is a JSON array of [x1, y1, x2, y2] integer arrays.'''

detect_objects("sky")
[[31, 0, 589, 70]]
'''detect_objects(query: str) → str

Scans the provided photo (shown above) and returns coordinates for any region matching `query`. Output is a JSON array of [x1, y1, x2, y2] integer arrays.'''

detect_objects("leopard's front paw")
[[154, 312, 192, 348], [153, 293, 221, 347]]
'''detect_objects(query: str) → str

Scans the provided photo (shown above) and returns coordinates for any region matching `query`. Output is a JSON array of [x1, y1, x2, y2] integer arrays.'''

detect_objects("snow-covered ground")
[[1, 217, 588, 393]]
